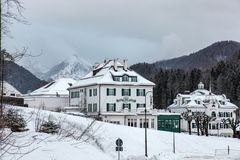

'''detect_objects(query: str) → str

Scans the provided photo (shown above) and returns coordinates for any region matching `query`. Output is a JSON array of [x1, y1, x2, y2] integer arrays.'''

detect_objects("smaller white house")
[[24, 78, 76, 111], [168, 82, 238, 137], [3, 81, 21, 97]]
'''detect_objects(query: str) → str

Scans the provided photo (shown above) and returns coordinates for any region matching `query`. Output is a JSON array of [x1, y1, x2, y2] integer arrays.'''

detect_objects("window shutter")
[[107, 88, 109, 96], [143, 89, 146, 96], [137, 89, 139, 96], [114, 88, 116, 96], [129, 104, 131, 110], [114, 104, 116, 111], [122, 89, 124, 96], [107, 103, 109, 112], [129, 89, 131, 96]]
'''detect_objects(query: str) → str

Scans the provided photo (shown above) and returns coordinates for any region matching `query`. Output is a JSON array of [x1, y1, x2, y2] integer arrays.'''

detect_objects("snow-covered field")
[[2, 106, 240, 160]]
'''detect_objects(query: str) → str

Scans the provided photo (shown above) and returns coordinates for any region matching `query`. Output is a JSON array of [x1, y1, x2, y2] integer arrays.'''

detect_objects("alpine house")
[[67, 59, 158, 129], [24, 78, 76, 111], [168, 82, 238, 136]]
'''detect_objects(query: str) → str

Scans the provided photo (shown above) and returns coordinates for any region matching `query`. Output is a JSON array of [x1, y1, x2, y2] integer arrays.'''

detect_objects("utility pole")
[[144, 91, 152, 158]]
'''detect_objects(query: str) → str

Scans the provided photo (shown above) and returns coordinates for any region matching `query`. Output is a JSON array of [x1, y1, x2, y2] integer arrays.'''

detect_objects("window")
[[225, 112, 231, 117], [107, 88, 116, 96], [219, 112, 224, 117], [122, 75, 129, 82], [192, 122, 196, 128], [123, 103, 131, 110], [71, 91, 79, 98], [107, 103, 116, 112], [137, 104, 145, 108], [211, 111, 216, 117], [140, 119, 143, 128], [89, 89, 92, 97], [93, 89, 97, 96], [220, 123, 224, 128], [137, 89, 145, 96], [122, 89, 131, 96], [93, 103, 97, 112], [128, 119, 135, 127], [113, 76, 120, 81], [88, 104, 92, 112], [131, 77, 137, 82], [151, 119, 154, 128], [134, 119, 137, 127]]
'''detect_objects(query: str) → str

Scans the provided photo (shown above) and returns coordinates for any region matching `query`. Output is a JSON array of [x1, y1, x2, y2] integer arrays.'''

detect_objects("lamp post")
[[144, 91, 152, 158]]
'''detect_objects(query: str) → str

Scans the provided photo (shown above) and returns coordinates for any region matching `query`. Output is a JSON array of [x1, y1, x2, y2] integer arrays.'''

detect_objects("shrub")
[[4, 109, 28, 132], [39, 120, 60, 134]]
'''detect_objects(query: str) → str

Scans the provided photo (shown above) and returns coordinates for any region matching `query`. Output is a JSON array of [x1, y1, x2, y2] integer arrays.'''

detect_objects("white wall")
[[25, 96, 69, 111]]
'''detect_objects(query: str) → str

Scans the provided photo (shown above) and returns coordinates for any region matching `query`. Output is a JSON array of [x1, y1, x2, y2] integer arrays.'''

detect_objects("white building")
[[67, 59, 158, 129], [168, 82, 238, 136], [3, 81, 21, 97], [24, 78, 76, 111]]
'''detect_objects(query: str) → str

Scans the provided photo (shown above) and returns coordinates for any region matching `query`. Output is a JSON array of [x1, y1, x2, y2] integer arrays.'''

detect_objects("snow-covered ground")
[[2, 106, 240, 160]]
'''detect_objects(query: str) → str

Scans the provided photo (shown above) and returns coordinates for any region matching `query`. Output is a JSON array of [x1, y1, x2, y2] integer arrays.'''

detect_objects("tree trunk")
[[233, 128, 236, 138], [205, 122, 209, 136], [196, 120, 200, 136], [188, 121, 191, 135]]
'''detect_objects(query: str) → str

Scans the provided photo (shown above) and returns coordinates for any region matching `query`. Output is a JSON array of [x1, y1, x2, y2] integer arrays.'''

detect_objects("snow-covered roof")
[[69, 59, 155, 89], [28, 78, 76, 96], [168, 82, 238, 110], [3, 81, 21, 97]]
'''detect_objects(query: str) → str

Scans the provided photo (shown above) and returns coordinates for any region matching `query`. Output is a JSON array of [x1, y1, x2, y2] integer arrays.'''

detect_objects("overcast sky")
[[3, 0, 240, 71]]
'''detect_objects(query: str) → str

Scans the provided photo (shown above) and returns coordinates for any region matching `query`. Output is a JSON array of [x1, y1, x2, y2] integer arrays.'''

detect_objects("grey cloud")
[[4, 0, 240, 68]]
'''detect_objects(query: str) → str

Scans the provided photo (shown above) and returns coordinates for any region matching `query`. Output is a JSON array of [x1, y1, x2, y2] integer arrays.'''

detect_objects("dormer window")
[[131, 76, 137, 82], [122, 75, 129, 82], [113, 76, 120, 81]]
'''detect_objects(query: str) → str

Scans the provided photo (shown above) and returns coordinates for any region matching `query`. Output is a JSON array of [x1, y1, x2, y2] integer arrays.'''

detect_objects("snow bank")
[[2, 106, 240, 160]]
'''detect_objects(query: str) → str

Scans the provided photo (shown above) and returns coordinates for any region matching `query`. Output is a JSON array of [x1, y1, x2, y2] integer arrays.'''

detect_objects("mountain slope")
[[131, 41, 240, 73], [155, 40, 240, 70], [4, 61, 46, 94], [43, 55, 92, 80]]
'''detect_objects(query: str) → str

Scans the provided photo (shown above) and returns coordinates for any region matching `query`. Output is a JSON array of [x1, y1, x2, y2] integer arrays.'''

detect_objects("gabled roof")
[[69, 59, 155, 89], [28, 78, 76, 96], [3, 81, 21, 96]]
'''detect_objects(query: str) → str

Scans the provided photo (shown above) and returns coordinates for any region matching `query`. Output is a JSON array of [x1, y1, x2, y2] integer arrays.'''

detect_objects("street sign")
[[116, 138, 123, 146], [116, 138, 123, 160], [116, 146, 123, 151]]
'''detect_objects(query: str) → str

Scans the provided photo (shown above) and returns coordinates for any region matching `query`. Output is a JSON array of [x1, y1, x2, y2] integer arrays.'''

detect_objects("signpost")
[[115, 138, 123, 160]]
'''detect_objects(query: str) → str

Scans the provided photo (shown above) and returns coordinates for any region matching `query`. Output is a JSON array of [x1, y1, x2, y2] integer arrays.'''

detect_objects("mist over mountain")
[[42, 55, 92, 81]]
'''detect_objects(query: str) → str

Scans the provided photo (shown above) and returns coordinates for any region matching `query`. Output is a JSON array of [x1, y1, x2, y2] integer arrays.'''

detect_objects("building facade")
[[168, 82, 238, 136], [67, 59, 159, 129], [24, 78, 76, 111]]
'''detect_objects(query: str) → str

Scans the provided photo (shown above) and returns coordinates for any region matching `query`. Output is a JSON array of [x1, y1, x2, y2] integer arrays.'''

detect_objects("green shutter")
[[143, 89, 146, 96], [137, 89, 139, 96], [107, 88, 109, 96], [122, 89, 124, 96], [230, 112, 232, 117], [114, 88, 116, 96], [114, 104, 116, 111], [129, 104, 131, 110], [129, 89, 131, 96], [107, 103, 109, 112]]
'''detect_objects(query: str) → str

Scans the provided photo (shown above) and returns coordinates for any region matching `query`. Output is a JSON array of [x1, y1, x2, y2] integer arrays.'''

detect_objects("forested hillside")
[[4, 61, 46, 94], [131, 42, 240, 109]]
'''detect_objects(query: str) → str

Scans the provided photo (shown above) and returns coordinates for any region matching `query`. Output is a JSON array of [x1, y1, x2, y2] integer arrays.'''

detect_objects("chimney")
[[123, 59, 128, 70], [114, 59, 118, 71]]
